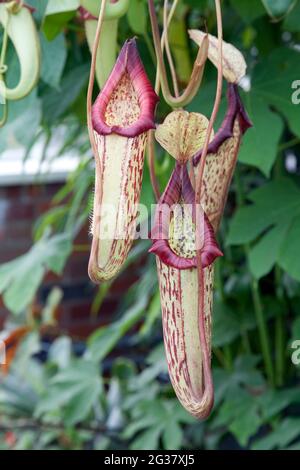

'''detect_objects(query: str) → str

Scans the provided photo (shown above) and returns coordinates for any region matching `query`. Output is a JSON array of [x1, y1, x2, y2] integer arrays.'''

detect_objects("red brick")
[[64, 254, 89, 282], [6, 202, 34, 222], [0, 308, 9, 329], [0, 247, 29, 263], [0, 186, 22, 200], [2, 221, 32, 241], [74, 226, 90, 245], [44, 271, 61, 284], [35, 201, 54, 216], [66, 321, 104, 340]]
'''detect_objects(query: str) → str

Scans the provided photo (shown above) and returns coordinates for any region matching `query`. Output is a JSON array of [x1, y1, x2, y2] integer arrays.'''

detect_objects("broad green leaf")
[[283, 0, 300, 31], [230, 0, 266, 23], [40, 33, 67, 88], [48, 336, 72, 369], [130, 426, 163, 450], [4, 265, 45, 315], [252, 417, 300, 450], [251, 48, 300, 138], [213, 386, 262, 446], [45, 0, 79, 15], [27, 0, 49, 23], [43, 11, 77, 40], [239, 95, 284, 176], [88, 295, 148, 362], [248, 177, 300, 206], [227, 204, 274, 245], [162, 420, 183, 450], [291, 317, 300, 343], [0, 233, 72, 314], [258, 388, 300, 421], [122, 415, 159, 440], [140, 291, 161, 336], [35, 360, 102, 425], [212, 300, 240, 347], [261, 0, 297, 18], [278, 214, 300, 281], [249, 223, 289, 279], [229, 406, 262, 447], [64, 385, 101, 426], [0, 90, 42, 153], [44, 234, 73, 274], [42, 64, 89, 122], [0, 259, 19, 292], [227, 178, 300, 245], [127, 0, 147, 35]]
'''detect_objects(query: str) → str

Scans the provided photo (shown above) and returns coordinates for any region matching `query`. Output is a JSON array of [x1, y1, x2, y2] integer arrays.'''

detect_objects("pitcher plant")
[[87, 0, 251, 419]]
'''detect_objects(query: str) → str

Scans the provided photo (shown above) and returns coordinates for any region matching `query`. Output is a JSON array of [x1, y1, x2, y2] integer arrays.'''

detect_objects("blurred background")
[[0, 0, 300, 450]]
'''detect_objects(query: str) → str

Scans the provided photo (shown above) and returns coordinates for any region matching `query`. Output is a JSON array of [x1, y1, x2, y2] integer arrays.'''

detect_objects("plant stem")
[[215, 258, 234, 368], [143, 31, 157, 65], [278, 137, 300, 152], [251, 276, 275, 386], [234, 168, 275, 387], [224, 345, 233, 370], [273, 153, 286, 387]]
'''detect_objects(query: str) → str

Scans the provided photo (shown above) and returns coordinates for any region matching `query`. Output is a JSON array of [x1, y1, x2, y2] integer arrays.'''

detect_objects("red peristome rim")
[[193, 83, 252, 166], [92, 38, 159, 138], [78, 6, 97, 21], [149, 163, 223, 270]]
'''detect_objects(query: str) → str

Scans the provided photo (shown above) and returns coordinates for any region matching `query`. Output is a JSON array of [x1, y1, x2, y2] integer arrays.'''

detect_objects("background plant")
[[0, 0, 300, 450]]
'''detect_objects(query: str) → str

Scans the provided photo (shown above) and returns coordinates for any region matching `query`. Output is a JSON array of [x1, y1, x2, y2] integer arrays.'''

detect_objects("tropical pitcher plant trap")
[[86, 0, 252, 420]]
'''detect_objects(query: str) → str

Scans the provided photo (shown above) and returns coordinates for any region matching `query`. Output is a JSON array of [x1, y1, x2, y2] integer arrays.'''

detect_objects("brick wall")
[[0, 182, 139, 339]]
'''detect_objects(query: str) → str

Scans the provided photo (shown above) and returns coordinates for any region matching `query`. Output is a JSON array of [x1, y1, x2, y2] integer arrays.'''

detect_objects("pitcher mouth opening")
[[150, 164, 223, 270], [91, 38, 159, 138]]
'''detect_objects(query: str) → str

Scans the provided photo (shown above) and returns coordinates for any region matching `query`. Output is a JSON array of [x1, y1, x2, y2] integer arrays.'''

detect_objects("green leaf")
[[229, 406, 262, 447], [127, 0, 147, 35], [261, 0, 297, 18], [35, 360, 102, 425], [227, 204, 273, 245], [45, 0, 79, 15], [212, 300, 240, 347], [43, 11, 77, 40], [140, 292, 161, 336], [227, 178, 300, 245], [162, 420, 183, 450], [3, 265, 45, 315], [44, 233, 73, 274], [48, 336, 72, 369], [88, 295, 149, 362], [239, 95, 284, 176], [258, 388, 300, 421], [40, 33, 67, 88], [0, 233, 72, 314], [0, 90, 42, 153], [130, 426, 163, 450], [249, 223, 289, 279], [27, 0, 49, 23], [283, 0, 300, 31], [42, 64, 89, 122], [252, 417, 300, 450], [278, 214, 300, 281], [230, 0, 266, 23], [228, 178, 300, 280], [213, 387, 262, 446], [251, 48, 300, 138]]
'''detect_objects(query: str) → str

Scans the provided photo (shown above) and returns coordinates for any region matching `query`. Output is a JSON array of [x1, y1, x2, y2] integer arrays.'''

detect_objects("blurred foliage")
[[1, 0, 300, 450]]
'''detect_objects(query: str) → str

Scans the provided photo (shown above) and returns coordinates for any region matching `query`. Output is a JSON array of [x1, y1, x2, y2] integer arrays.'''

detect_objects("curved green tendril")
[[0, 9, 10, 127]]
